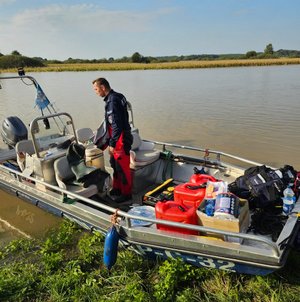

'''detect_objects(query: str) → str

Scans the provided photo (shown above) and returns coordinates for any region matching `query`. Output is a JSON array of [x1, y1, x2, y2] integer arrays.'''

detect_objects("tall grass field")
[[1, 58, 300, 72]]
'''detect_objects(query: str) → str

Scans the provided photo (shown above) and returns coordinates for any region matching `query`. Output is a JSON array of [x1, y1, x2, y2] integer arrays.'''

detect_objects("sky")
[[0, 0, 299, 60]]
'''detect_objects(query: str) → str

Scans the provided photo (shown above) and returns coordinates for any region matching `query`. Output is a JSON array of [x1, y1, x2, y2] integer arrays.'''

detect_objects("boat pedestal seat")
[[54, 156, 98, 198], [15, 139, 35, 171], [130, 130, 161, 194], [76, 127, 94, 145], [130, 131, 160, 170]]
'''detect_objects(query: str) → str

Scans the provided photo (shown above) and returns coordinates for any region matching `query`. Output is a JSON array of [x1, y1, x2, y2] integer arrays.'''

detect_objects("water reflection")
[[0, 190, 61, 245]]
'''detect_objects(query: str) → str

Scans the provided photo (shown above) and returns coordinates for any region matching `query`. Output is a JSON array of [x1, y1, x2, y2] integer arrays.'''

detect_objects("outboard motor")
[[1, 116, 28, 149]]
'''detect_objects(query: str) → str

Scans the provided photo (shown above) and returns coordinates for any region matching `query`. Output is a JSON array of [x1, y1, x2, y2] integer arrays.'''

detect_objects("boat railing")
[[29, 112, 78, 158], [0, 164, 282, 256], [144, 139, 276, 169], [0, 75, 38, 86]]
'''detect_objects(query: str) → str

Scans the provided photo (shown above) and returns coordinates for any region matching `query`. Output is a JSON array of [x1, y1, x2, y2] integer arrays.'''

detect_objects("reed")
[[1, 58, 300, 73]]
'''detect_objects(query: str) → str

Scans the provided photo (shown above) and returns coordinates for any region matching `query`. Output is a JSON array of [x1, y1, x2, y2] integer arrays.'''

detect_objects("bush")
[[245, 50, 257, 58], [0, 55, 45, 69]]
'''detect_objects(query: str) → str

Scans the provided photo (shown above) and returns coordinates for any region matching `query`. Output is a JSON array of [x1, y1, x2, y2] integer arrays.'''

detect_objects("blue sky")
[[0, 0, 299, 60]]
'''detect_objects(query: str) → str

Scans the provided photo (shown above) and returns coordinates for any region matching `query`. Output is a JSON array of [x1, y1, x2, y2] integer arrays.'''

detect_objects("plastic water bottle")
[[282, 184, 296, 215], [205, 199, 215, 216]]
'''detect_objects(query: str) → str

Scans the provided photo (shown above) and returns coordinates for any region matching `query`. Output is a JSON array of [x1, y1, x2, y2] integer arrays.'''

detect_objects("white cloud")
[[0, 4, 175, 58], [2, 4, 172, 34]]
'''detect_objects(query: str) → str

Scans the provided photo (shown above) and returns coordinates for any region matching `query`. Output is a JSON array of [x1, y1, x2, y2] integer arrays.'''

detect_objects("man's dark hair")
[[92, 77, 110, 89]]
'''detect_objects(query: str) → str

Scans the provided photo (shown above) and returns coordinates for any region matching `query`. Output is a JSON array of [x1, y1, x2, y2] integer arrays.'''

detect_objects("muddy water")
[[0, 190, 61, 246]]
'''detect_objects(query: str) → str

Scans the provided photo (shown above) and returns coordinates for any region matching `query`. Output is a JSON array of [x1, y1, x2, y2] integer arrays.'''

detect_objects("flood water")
[[0, 65, 300, 243]]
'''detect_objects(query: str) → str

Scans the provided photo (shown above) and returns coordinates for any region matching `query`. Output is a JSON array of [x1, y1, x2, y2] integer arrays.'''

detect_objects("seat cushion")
[[130, 149, 160, 169], [15, 140, 35, 155], [66, 184, 98, 198], [76, 128, 94, 144], [54, 156, 99, 198], [131, 132, 142, 150], [54, 156, 74, 182]]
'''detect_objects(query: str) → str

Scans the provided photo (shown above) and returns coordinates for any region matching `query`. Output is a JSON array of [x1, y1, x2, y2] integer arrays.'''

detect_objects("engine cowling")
[[1, 116, 28, 149]]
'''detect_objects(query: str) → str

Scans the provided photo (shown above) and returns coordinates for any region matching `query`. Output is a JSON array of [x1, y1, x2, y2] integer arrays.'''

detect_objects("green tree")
[[0, 55, 45, 69], [264, 43, 274, 55], [131, 52, 142, 63], [11, 50, 21, 56], [245, 50, 257, 58]]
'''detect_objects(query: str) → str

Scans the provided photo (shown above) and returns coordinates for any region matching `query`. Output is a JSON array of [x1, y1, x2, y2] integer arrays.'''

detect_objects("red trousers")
[[109, 133, 132, 196]]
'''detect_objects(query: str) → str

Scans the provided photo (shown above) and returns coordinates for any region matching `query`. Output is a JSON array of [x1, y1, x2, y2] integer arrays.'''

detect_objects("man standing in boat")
[[92, 78, 133, 202]]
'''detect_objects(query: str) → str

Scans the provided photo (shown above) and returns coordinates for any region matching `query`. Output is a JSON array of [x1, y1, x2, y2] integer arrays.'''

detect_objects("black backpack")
[[228, 165, 297, 209]]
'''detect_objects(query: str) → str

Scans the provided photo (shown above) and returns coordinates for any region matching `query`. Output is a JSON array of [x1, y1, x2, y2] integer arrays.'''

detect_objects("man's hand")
[[109, 146, 115, 156]]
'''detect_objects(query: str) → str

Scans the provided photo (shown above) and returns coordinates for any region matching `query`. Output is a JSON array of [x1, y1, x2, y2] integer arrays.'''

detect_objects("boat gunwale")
[[144, 139, 277, 169]]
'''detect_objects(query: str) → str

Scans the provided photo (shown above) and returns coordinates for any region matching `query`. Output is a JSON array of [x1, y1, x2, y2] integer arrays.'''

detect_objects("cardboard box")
[[197, 200, 250, 241]]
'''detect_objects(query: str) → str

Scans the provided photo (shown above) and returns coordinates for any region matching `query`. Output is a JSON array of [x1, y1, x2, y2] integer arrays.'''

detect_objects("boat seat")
[[15, 139, 35, 171], [54, 156, 98, 198], [76, 127, 94, 145], [15, 139, 35, 155], [130, 130, 160, 169]]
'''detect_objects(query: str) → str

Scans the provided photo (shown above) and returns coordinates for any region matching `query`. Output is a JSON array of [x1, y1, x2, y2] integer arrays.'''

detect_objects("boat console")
[[13, 113, 77, 185]]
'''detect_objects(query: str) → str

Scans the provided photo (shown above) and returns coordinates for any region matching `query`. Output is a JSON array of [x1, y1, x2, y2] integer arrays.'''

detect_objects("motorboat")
[[0, 74, 299, 275]]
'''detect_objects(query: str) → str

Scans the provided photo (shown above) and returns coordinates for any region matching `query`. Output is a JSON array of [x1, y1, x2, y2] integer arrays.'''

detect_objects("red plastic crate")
[[155, 201, 198, 235]]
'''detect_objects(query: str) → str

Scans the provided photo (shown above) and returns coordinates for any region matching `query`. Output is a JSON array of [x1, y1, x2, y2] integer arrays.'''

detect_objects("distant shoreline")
[[1, 57, 300, 72]]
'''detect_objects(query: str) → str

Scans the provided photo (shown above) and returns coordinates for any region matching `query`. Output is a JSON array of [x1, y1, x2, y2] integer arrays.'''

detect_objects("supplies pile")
[[141, 164, 299, 243], [146, 168, 251, 242]]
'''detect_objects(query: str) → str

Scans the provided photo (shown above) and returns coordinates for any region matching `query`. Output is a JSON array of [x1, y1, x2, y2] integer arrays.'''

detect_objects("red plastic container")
[[155, 201, 198, 235], [174, 182, 207, 208], [189, 173, 217, 184]]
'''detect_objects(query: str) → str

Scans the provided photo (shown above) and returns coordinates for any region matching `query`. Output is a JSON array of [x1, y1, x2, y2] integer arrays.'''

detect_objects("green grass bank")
[[0, 220, 300, 302]]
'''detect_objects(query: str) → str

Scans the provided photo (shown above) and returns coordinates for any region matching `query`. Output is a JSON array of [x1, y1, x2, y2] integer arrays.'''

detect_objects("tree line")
[[1, 44, 300, 69]]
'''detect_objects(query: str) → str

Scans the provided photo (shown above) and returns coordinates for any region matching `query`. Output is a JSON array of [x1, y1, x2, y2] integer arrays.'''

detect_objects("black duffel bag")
[[228, 165, 297, 209]]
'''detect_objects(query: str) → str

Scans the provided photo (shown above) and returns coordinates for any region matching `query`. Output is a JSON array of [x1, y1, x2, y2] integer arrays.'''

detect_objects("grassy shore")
[[1, 57, 300, 73], [1, 220, 300, 302]]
